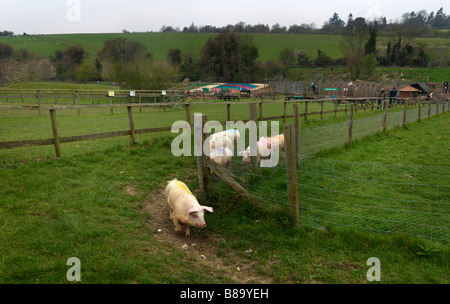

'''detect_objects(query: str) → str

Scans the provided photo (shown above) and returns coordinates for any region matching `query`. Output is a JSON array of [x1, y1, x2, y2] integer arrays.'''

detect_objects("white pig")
[[165, 179, 214, 238], [210, 147, 233, 167], [209, 135, 232, 151], [210, 129, 240, 146], [238, 134, 285, 164]]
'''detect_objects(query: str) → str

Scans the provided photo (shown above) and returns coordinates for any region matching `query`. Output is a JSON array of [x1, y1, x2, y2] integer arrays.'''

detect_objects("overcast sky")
[[0, 0, 447, 35]]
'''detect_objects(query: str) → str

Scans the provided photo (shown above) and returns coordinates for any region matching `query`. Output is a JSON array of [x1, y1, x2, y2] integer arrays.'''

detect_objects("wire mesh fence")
[[207, 155, 449, 244], [200, 100, 449, 244]]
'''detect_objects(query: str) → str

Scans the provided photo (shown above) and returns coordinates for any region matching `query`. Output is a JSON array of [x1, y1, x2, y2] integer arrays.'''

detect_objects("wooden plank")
[[206, 158, 264, 209], [0, 138, 54, 149]]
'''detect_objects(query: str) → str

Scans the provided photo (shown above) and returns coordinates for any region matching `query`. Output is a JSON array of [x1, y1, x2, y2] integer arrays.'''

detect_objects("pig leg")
[[172, 216, 184, 234], [184, 226, 191, 238]]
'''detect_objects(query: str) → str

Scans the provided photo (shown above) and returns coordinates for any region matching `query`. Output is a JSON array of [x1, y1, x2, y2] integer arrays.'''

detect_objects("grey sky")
[[0, 0, 447, 34]]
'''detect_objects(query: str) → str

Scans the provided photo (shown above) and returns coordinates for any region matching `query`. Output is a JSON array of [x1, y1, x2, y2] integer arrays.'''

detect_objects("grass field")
[[0, 95, 448, 283], [2, 32, 449, 63]]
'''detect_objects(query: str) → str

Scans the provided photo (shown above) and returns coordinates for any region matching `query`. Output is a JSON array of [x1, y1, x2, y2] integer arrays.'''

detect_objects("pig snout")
[[200, 221, 207, 228]]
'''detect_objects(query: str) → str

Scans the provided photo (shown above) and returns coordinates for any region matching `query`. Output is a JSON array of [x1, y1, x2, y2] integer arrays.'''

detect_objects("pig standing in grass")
[[165, 179, 214, 238], [239, 134, 285, 164]]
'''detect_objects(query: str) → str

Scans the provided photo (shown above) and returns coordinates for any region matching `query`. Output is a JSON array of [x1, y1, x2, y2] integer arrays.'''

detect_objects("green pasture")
[[2, 32, 449, 62], [0, 103, 448, 283]]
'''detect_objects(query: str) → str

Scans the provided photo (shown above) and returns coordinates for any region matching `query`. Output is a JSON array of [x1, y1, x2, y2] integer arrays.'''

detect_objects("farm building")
[[399, 86, 420, 98], [410, 82, 433, 95]]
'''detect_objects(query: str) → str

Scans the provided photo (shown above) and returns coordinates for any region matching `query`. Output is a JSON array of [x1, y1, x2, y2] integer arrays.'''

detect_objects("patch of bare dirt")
[[141, 188, 273, 284]]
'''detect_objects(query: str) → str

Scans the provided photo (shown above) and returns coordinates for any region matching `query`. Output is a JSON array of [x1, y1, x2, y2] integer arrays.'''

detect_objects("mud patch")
[[124, 185, 136, 196], [142, 188, 273, 284]]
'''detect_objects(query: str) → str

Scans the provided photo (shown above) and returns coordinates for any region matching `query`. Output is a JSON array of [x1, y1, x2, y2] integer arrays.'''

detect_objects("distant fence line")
[[0, 95, 449, 163]]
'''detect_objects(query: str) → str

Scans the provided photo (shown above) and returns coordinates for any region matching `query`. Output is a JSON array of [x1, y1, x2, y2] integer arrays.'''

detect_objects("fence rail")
[[1, 96, 449, 163]]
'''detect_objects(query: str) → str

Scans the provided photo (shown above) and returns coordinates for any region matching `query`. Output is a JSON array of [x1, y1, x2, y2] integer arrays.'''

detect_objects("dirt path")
[[141, 187, 273, 284]]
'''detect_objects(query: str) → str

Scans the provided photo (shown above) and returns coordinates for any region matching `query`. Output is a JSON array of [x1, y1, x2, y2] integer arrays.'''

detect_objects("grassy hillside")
[[2, 32, 449, 63], [1, 33, 345, 61]]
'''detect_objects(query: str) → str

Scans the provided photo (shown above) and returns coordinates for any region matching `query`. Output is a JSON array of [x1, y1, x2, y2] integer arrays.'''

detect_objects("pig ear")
[[188, 206, 200, 214], [201, 206, 214, 213]]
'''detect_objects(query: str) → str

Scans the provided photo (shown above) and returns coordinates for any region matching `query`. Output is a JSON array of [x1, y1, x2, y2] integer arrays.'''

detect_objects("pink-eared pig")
[[165, 179, 213, 238], [238, 134, 285, 164]]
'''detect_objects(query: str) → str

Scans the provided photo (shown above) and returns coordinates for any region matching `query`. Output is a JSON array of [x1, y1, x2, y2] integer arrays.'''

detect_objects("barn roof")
[[400, 86, 420, 92], [411, 83, 432, 94]]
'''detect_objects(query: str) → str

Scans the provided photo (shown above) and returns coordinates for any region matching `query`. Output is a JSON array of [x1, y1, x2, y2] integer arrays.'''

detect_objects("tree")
[[199, 33, 258, 82], [103, 58, 178, 90], [0, 43, 14, 59], [314, 49, 333, 67], [340, 19, 369, 79], [77, 60, 101, 81], [361, 53, 378, 79], [322, 13, 345, 34], [98, 38, 149, 64], [53, 45, 87, 80], [295, 50, 311, 66], [36, 58, 56, 81], [279, 48, 295, 66], [364, 21, 379, 55], [167, 48, 182, 65]]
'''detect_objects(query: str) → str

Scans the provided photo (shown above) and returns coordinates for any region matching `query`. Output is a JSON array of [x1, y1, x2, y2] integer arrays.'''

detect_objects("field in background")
[[2, 32, 449, 63]]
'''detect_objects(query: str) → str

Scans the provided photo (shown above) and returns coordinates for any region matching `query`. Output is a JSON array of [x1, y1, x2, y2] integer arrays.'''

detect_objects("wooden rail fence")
[[1, 97, 449, 160]]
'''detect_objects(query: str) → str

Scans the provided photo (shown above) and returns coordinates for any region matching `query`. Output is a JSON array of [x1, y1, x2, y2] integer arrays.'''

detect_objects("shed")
[[410, 83, 433, 95], [399, 86, 420, 98]]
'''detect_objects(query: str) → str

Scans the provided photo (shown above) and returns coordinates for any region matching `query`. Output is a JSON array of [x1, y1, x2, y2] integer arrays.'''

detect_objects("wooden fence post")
[[428, 102, 431, 118], [259, 102, 263, 121], [185, 103, 191, 126], [227, 103, 231, 122], [334, 100, 338, 118], [110, 96, 114, 114], [320, 100, 324, 119], [37, 90, 41, 116], [347, 103, 354, 144], [293, 103, 301, 165], [76, 91, 81, 115], [436, 100, 439, 116], [284, 124, 300, 227], [283, 101, 287, 122], [418, 100, 421, 121], [196, 114, 211, 200], [382, 99, 388, 132], [304, 101, 308, 121], [49, 109, 61, 158], [127, 106, 136, 144], [249, 103, 259, 173], [139, 91, 142, 112], [402, 100, 407, 126]]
